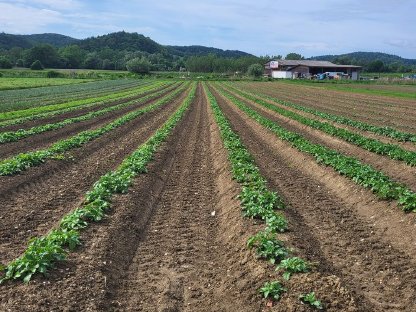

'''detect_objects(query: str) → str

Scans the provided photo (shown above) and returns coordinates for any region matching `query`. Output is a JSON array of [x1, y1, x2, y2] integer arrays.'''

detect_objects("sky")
[[1, 0, 415, 58]]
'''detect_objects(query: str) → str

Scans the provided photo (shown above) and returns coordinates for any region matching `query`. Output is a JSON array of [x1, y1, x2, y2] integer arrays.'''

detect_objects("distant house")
[[265, 60, 362, 80]]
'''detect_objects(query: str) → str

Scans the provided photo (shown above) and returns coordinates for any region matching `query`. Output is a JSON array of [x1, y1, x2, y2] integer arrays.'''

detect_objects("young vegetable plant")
[[247, 230, 289, 264], [277, 257, 310, 280], [299, 292, 323, 310], [259, 281, 287, 301]]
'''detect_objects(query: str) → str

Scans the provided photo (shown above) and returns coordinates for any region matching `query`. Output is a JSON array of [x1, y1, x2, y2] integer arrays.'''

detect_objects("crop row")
[[0, 81, 168, 129], [0, 82, 181, 144], [0, 79, 143, 113], [204, 83, 318, 306], [0, 81, 160, 122], [213, 85, 416, 212], [220, 83, 416, 166], [0, 83, 197, 284], [0, 83, 190, 176], [228, 83, 416, 143]]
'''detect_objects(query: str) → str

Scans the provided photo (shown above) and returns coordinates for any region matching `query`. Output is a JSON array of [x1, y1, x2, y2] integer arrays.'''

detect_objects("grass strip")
[[214, 85, 416, 212], [204, 83, 312, 304], [0, 81, 160, 122], [228, 83, 416, 143], [0, 83, 189, 176], [0, 82, 180, 144], [0, 83, 197, 284], [220, 83, 416, 166]]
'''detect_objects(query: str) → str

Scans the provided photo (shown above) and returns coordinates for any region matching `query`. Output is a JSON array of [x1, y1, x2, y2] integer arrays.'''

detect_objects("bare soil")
[[1, 82, 415, 312]]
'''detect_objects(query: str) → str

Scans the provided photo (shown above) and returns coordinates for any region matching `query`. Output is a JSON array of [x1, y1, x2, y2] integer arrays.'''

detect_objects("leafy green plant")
[[299, 292, 323, 310], [259, 281, 287, 301], [277, 257, 310, 280], [247, 230, 289, 264]]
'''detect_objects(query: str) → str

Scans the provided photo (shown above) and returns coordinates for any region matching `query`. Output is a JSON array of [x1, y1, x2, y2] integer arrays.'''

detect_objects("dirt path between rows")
[[0, 84, 178, 159], [212, 85, 416, 311], [0, 86, 188, 265]]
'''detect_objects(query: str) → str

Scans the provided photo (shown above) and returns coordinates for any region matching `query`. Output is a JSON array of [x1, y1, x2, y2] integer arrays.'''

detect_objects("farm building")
[[265, 60, 362, 80]]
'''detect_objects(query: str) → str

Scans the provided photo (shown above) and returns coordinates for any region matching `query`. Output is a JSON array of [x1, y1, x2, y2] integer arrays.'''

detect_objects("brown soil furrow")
[[212, 86, 416, 311], [0, 84, 177, 159], [0, 82, 172, 132], [243, 83, 416, 133], [222, 87, 416, 192], [0, 87, 189, 264]]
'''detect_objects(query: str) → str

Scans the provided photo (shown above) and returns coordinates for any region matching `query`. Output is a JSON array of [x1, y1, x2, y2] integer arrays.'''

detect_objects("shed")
[[265, 60, 362, 80]]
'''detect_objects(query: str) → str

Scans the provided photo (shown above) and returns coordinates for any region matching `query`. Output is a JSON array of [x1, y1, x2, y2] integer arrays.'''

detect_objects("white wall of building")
[[272, 71, 292, 79], [351, 71, 359, 80]]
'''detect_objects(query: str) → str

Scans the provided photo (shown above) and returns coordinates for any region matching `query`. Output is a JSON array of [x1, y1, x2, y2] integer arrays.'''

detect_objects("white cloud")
[[0, 2, 63, 33]]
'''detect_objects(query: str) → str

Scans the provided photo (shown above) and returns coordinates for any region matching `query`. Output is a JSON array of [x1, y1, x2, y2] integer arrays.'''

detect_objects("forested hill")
[[0, 33, 78, 48], [310, 52, 416, 67], [167, 45, 252, 58], [0, 31, 252, 58]]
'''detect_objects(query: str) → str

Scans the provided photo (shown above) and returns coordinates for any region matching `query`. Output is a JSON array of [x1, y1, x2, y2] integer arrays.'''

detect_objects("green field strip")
[[219, 83, 416, 166], [213, 85, 416, 213], [0, 81, 162, 122], [0, 82, 181, 144], [0, 83, 190, 176], [228, 83, 416, 143], [0, 79, 145, 113], [204, 83, 314, 304], [0, 81, 168, 128], [0, 78, 96, 91], [0, 83, 197, 284]]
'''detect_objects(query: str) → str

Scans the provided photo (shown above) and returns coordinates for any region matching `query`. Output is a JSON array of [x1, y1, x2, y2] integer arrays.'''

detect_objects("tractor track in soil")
[[211, 85, 416, 312], [221, 86, 416, 192], [1, 83, 269, 312], [0, 84, 177, 159], [0, 86, 189, 265]]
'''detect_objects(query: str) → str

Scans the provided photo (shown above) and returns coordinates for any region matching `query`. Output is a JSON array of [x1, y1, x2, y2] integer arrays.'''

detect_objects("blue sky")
[[1, 0, 415, 58]]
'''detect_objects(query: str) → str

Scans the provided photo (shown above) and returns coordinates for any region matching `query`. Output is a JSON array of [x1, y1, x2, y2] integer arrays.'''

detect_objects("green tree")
[[83, 53, 102, 69], [247, 63, 264, 78], [24, 44, 61, 68], [30, 60, 44, 70], [367, 60, 384, 72], [60, 45, 86, 68], [285, 53, 304, 60], [126, 57, 151, 74], [0, 56, 12, 68]]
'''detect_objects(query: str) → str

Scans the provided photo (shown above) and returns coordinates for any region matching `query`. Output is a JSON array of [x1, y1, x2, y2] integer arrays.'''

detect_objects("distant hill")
[[0, 31, 253, 58], [167, 45, 253, 58], [310, 52, 416, 66], [79, 31, 163, 54], [0, 33, 78, 49]]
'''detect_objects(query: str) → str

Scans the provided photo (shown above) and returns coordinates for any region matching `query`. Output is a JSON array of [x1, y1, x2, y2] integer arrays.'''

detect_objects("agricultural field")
[[0, 78, 415, 311], [0, 77, 96, 91]]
